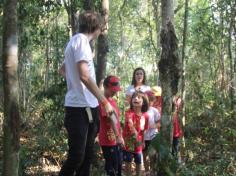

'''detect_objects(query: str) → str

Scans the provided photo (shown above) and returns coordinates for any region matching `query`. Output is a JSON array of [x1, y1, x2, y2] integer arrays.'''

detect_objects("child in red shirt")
[[122, 91, 149, 176], [98, 76, 124, 176], [172, 96, 183, 159]]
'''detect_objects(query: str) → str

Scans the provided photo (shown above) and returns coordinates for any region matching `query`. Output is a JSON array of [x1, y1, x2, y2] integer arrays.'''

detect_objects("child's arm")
[[127, 118, 138, 136], [109, 112, 124, 145], [152, 107, 161, 129]]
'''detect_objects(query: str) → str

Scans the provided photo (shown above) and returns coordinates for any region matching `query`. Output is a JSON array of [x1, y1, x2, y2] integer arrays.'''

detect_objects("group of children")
[[98, 75, 183, 176]]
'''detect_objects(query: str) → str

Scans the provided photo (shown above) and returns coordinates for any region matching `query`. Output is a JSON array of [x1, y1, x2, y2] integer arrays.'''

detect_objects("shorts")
[[123, 150, 142, 164]]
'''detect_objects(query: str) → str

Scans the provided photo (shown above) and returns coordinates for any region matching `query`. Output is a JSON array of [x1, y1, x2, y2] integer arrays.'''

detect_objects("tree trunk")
[[161, 0, 174, 29], [83, 0, 94, 10], [45, 35, 50, 91], [228, 13, 234, 111], [96, 0, 109, 85], [219, 10, 225, 91], [2, 0, 20, 175], [181, 0, 188, 98], [157, 0, 180, 174], [63, 0, 78, 36], [152, 0, 161, 84], [70, 0, 77, 35], [180, 0, 189, 151]]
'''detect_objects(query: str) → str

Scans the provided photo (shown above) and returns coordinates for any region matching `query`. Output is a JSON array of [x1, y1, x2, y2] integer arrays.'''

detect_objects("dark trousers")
[[59, 107, 99, 176], [172, 137, 179, 158], [101, 145, 122, 176]]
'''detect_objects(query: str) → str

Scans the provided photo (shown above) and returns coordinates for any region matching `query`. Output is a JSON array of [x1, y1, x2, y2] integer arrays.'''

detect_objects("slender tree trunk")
[[181, 0, 188, 98], [96, 0, 109, 85], [152, 0, 161, 84], [180, 0, 189, 151], [157, 0, 180, 174], [70, 0, 77, 35], [63, 0, 77, 36], [228, 13, 234, 111], [2, 0, 20, 175], [55, 13, 60, 85], [220, 10, 225, 91], [45, 36, 50, 90]]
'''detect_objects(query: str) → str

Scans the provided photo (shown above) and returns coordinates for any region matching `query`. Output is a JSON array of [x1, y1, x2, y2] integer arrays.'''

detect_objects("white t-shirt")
[[64, 33, 98, 108], [126, 85, 151, 96], [144, 107, 161, 141]]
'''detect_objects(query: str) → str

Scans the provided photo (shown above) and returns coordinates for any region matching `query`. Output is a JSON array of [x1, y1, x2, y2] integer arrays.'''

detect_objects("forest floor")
[[0, 110, 236, 175]]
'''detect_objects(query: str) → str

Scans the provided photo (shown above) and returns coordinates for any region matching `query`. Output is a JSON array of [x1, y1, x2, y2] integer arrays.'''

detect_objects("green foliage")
[[1, 0, 235, 175]]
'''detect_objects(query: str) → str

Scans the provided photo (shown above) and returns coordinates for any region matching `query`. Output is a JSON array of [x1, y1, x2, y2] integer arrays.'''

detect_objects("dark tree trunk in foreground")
[[157, 0, 180, 175], [96, 0, 109, 85], [2, 0, 20, 175]]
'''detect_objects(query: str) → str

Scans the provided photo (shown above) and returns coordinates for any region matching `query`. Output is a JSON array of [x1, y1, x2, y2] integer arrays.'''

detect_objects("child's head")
[[130, 91, 149, 112], [145, 90, 156, 106], [103, 75, 122, 97], [151, 86, 162, 97], [79, 10, 103, 35], [131, 67, 147, 86], [173, 95, 182, 111]]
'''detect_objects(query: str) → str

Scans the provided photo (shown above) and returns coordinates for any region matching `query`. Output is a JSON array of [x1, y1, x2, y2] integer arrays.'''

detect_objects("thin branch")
[[135, 10, 157, 51]]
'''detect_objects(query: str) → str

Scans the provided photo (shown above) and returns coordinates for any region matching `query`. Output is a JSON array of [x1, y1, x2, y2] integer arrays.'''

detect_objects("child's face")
[[148, 96, 156, 106], [175, 98, 182, 110], [105, 88, 117, 97], [131, 94, 143, 107]]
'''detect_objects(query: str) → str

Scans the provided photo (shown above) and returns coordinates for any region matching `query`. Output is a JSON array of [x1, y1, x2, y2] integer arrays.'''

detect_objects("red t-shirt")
[[123, 110, 149, 153], [173, 111, 183, 138], [98, 98, 121, 146]]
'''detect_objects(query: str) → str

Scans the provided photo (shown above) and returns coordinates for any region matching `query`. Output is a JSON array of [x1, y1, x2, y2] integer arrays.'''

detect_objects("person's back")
[[64, 33, 97, 107], [58, 11, 115, 176]]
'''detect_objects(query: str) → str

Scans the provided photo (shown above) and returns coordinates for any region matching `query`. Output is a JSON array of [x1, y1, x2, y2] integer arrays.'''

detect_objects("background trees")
[[0, 0, 235, 175]]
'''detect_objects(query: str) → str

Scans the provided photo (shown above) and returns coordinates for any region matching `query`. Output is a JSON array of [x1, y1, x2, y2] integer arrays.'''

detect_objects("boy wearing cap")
[[98, 75, 124, 176]]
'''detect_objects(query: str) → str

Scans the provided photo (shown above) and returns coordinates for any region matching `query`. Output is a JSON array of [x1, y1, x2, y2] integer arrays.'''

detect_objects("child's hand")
[[116, 136, 125, 147], [128, 118, 133, 125], [104, 101, 114, 116], [133, 129, 138, 137], [128, 119, 138, 136]]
